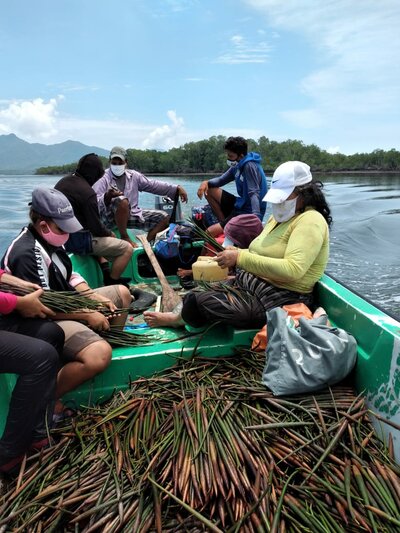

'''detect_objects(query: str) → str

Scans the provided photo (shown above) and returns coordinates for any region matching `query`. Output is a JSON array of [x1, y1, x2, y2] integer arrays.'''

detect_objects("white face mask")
[[226, 159, 237, 167], [110, 164, 126, 177], [272, 197, 298, 223]]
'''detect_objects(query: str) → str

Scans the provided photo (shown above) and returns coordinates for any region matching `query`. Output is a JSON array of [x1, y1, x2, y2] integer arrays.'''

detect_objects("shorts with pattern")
[[56, 286, 123, 361], [99, 196, 168, 231]]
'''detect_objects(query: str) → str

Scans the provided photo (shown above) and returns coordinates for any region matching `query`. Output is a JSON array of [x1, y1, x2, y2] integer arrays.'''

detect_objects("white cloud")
[[215, 33, 272, 64], [244, 0, 400, 145], [0, 96, 64, 140], [141, 110, 185, 150]]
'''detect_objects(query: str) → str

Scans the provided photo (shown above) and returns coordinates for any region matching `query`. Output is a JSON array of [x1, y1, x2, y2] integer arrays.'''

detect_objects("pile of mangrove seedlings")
[[1, 351, 400, 532]]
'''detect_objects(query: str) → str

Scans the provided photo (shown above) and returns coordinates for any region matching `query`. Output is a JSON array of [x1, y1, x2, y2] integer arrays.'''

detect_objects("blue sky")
[[0, 0, 399, 155]]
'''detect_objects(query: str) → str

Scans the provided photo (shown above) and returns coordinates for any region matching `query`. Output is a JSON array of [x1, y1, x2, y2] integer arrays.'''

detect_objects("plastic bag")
[[154, 223, 180, 259], [262, 307, 357, 396], [251, 303, 313, 352]]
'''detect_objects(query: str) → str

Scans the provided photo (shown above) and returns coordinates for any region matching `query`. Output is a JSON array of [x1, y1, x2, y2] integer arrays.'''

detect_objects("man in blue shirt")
[[197, 136, 267, 236]]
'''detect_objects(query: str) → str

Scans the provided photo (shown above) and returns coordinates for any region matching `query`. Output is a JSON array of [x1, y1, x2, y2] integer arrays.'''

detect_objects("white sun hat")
[[263, 161, 312, 204]]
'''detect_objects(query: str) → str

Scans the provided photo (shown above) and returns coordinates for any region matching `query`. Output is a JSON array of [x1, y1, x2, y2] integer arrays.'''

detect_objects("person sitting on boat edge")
[[1, 187, 132, 405], [196, 136, 268, 238], [54, 153, 133, 287], [92, 146, 188, 247], [144, 161, 332, 330], [0, 270, 64, 474]]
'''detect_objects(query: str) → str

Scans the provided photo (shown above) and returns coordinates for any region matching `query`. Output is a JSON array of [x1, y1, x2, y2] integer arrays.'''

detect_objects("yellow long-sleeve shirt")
[[236, 209, 329, 293]]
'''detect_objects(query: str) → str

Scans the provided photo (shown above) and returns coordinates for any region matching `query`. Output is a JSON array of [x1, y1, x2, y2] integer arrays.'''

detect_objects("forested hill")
[[0, 133, 108, 173], [36, 136, 400, 175]]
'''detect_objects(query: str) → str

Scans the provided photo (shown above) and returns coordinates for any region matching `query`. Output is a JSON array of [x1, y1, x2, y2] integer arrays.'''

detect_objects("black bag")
[[64, 230, 93, 255]]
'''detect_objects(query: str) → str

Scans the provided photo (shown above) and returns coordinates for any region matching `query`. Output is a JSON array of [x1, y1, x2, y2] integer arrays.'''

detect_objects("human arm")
[[84, 193, 113, 237], [0, 270, 54, 317], [92, 173, 116, 211], [207, 169, 235, 189], [136, 172, 179, 200], [177, 185, 188, 203], [244, 163, 263, 219], [236, 215, 327, 284], [51, 309, 111, 331], [73, 280, 117, 314]]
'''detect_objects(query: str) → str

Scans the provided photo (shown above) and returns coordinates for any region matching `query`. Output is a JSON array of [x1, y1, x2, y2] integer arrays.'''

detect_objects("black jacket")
[[1, 225, 75, 291], [55, 174, 111, 238]]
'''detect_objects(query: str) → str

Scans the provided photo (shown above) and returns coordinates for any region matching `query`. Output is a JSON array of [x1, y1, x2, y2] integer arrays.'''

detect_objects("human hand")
[[177, 185, 188, 203], [90, 293, 117, 313], [104, 188, 123, 206], [215, 249, 239, 269], [84, 311, 110, 332], [15, 289, 55, 318], [197, 181, 208, 200]]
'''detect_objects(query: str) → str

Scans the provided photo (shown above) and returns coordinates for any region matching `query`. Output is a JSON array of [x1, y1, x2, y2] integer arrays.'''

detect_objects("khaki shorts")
[[56, 286, 123, 360], [91, 236, 130, 261]]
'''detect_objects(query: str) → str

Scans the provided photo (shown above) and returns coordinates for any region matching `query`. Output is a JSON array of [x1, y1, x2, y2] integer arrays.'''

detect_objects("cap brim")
[[54, 216, 83, 234], [263, 187, 293, 204], [110, 154, 126, 161]]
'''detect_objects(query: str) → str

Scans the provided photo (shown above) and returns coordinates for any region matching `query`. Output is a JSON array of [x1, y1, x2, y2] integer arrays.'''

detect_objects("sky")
[[0, 0, 399, 156]]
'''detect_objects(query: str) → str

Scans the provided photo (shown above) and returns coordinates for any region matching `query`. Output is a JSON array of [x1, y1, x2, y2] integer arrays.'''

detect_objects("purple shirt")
[[93, 168, 178, 221]]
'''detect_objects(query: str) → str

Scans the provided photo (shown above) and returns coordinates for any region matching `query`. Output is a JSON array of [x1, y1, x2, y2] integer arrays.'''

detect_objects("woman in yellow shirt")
[[144, 161, 332, 330]]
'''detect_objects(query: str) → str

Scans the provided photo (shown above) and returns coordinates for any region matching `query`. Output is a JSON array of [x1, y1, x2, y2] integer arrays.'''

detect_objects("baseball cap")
[[30, 188, 83, 233], [263, 161, 312, 204], [109, 146, 127, 161]]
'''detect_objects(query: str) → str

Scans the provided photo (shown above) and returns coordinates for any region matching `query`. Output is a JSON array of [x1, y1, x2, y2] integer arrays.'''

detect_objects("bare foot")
[[177, 268, 193, 278], [143, 311, 184, 328], [121, 235, 138, 248]]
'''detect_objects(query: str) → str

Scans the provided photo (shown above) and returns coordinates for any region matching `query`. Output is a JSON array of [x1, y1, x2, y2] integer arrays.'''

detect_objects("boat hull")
[[1, 249, 399, 460]]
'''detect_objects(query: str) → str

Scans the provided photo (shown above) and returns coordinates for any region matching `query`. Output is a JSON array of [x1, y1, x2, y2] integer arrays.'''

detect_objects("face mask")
[[272, 197, 298, 223], [110, 164, 126, 177], [40, 222, 69, 247], [226, 159, 237, 167]]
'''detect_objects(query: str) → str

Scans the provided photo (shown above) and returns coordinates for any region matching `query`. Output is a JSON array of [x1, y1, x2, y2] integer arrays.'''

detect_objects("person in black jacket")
[[55, 153, 133, 286]]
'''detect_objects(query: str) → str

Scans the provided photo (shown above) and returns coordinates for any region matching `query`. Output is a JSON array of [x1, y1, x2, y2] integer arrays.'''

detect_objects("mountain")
[[0, 134, 109, 173]]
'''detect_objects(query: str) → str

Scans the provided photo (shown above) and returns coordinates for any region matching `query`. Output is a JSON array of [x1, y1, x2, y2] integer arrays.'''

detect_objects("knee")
[[116, 198, 130, 215], [35, 343, 60, 375], [36, 322, 65, 355], [123, 243, 133, 258], [119, 285, 132, 307], [93, 341, 112, 371]]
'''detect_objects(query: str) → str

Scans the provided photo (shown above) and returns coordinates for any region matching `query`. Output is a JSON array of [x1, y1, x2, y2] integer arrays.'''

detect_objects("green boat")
[[1, 246, 399, 462]]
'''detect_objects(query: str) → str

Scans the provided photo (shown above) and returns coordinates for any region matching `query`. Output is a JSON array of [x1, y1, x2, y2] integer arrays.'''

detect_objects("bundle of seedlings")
[[0, 281, 107, 314], [0, 281, 158, 346], [1, 351, 399, 532]]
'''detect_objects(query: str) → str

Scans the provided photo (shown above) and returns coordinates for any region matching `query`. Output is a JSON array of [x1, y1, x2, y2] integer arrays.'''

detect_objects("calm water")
[[0, 173, 399, 317]]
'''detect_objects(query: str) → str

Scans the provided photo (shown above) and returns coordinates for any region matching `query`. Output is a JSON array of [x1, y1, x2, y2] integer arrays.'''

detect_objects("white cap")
[[263, 161, 312, 204]]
